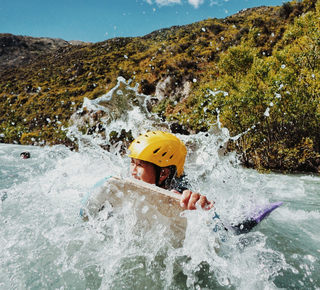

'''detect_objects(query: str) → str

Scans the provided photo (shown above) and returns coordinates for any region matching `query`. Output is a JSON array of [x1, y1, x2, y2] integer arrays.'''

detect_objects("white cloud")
[[158, 0, 181, 5], [146, 0, 214, 8], [147, 0, 182, 6], [209, 0, 225, 6], [188, 0, 204, 8]]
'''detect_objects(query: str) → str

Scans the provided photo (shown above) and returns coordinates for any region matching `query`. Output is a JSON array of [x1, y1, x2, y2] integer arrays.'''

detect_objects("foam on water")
[[1, 78, 319, 289]]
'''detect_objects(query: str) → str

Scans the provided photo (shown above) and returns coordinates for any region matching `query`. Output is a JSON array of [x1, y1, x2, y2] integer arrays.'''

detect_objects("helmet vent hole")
[[153, 148, 160, 154], [170, 155, 174, 159], [162, 152, 167, 157]]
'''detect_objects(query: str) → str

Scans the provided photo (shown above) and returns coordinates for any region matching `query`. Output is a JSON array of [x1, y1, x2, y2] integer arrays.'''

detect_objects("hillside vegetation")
[[1, 0, 319, 172]]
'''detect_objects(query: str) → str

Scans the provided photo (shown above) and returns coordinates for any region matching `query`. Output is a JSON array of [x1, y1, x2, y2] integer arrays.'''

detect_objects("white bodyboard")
[[84, 176, 188, 239]]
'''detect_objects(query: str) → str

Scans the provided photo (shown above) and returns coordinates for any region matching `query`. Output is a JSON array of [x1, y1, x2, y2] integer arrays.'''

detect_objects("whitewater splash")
[[0, 78, 319, 289], [67, 77, 159, 151]]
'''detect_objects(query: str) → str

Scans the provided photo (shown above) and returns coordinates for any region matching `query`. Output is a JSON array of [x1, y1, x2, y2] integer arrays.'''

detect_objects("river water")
[[1, 79, 319, 289]]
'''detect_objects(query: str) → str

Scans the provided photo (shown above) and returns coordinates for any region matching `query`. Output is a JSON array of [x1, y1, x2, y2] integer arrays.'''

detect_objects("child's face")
[[130, 158, 157, 184]]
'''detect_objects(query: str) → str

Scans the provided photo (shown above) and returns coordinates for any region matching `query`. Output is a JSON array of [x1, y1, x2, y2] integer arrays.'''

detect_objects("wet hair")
[[154, 164, 177, 189]]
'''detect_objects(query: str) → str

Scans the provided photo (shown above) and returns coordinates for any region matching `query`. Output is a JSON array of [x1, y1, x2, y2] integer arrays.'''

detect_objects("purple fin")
[[228, 201, 283, 235], [251, 201, 283, 224]]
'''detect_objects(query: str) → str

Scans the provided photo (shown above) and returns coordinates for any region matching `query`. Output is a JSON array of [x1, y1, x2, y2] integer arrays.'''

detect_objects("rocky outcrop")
[[154, 76, 192, 102]]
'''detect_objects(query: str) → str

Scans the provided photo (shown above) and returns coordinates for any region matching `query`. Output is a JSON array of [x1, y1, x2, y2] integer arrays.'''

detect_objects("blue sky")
[[0, 0, 285, 43]]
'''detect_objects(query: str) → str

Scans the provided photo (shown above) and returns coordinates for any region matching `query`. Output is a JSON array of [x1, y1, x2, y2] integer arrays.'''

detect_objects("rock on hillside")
[[0, 33, 87, 73]]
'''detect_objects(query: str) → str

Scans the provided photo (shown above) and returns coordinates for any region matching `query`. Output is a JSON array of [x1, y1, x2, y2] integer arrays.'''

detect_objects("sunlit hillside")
[[1, 0, 319, 172]]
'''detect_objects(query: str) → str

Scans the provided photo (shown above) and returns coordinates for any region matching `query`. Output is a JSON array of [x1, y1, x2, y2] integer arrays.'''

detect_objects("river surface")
[[1, 79, 319, 289]]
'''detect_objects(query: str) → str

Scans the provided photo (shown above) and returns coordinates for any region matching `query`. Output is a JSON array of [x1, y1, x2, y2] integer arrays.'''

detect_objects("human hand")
[[179, 190, 214, 210]]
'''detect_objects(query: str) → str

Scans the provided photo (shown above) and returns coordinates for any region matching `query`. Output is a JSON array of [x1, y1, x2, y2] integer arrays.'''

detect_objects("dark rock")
[[170, 122, 190, 135]]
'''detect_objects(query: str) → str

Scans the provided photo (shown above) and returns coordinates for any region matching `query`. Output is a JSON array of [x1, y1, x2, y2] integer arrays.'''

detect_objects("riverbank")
[[1, 0, 320, 173]]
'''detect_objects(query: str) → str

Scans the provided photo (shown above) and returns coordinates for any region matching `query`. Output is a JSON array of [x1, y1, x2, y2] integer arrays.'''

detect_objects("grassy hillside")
[[1, 0, 319, 172]]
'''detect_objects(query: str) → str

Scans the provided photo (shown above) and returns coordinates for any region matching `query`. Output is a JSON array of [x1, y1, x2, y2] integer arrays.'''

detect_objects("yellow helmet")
[[128, 131, 187, 177]]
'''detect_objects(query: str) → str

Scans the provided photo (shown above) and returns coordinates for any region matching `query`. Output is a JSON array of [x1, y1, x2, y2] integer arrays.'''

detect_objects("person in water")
[[128, 131, 214, 211], [20, 151, 30, 159], [81, 130, 281, 233]]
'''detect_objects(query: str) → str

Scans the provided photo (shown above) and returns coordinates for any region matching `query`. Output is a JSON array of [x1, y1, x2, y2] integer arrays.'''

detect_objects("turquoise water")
[[1, 79, 319, 289], [1, 143, 319, 289]]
